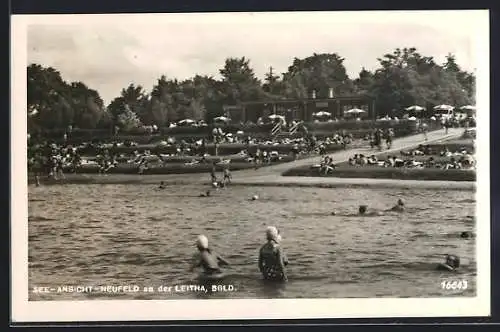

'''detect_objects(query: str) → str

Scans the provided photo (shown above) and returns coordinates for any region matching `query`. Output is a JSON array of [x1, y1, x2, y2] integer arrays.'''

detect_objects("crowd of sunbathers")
[[347, 144, 476, 170]]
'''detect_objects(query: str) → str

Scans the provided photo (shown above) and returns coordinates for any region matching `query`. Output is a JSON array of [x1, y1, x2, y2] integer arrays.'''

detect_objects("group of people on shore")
[[345, 143, 475, 170], [366, 128, 395, 151]]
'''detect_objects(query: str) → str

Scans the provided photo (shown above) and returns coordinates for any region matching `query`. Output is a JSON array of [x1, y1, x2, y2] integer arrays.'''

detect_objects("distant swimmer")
[[460, 231, 474, 239], [251, 195, 259, 201], [158, 181, 167, 189], [223, 167, 232, 184], [437, 254, 460, 272], [190, 235, 229, 280], [358, 205, 384, 216], [199, 190, 211, 197], [387, 199, 405, 212], [258, 226, 289, 282]]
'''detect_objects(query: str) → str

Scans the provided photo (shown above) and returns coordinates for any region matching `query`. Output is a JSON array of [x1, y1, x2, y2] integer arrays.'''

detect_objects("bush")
[[282, 165, 476, 181], [76, 143, 346, 157], [68, 161, 279, 175]]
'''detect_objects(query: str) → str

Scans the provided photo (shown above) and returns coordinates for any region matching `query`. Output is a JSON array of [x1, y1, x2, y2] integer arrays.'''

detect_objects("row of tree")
[[27, 47, 475, 132]]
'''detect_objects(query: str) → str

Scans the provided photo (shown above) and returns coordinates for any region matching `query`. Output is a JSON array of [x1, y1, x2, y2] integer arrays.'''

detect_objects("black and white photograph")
[[11, 10, 490, 322]]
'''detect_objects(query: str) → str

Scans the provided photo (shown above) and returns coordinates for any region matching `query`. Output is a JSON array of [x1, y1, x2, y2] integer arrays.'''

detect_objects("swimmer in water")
[[258, 226, 289, 282], [460, 231, 474, 239], [437, 254, 460, 271], [388, 199, 405, 212], [158, 181, 166, 189], [358, 205, 383, 216], [190, 235, 229, 277], [199, 190, 211, 197]]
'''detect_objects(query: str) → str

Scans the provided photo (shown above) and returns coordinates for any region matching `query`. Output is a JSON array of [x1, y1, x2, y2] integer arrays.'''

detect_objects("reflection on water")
[[28, 184, 476, 300]]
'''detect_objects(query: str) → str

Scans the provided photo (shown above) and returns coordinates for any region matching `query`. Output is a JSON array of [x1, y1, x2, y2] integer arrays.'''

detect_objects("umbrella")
[[214, 116, 231, 122], [345, 108, 366, 114], [177, 119, 195, 125], [268, 114, 285, 120], [405, 105, 425, 112], [313, 111, 332, 117], [433, 104, 454, 111], [460, 105, 476, 111]]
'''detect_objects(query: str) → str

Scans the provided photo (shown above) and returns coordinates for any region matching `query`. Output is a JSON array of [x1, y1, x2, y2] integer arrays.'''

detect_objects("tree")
[[368, 47, 473, 115], [27, 63, 106, 130], [117, 104, 142, 131], [443, 54, 476, 103], [219, 57, 265, 104], [281, 53, 354, 99], [107, 84, 149, 123], [353, 67, 375, 96]]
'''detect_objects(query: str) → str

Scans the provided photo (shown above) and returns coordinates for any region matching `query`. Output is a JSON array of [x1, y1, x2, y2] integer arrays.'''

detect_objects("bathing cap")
[[196, 235, 209, 249], [266, 226, 279, 241]]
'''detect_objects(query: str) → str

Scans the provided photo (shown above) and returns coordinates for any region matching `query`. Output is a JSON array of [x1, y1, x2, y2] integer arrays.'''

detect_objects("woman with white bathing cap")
[[258, 226, 289, 282], [190, 234, 229, 280]]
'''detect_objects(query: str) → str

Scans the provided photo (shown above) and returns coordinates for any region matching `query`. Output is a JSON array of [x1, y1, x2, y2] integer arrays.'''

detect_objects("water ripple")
[[28, 184, 476, 299]]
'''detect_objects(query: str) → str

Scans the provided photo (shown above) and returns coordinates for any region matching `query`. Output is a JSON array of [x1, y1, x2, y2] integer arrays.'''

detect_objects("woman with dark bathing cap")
[[258, 226, 289, 282], [460, 231, 474, 239], [437, 254, 460, 271], [190, 235, 229, 279], [388, 199, 405, 212], [199, 190, 211, 197], [358, 205, 384, 216]]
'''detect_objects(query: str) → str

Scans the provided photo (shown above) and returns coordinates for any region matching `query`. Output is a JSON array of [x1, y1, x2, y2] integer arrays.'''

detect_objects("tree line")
[[27, 47, 475, 132]]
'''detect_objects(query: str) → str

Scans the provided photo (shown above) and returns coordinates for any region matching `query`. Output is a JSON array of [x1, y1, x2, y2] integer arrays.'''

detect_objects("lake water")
[[28, 184, 476, 300]]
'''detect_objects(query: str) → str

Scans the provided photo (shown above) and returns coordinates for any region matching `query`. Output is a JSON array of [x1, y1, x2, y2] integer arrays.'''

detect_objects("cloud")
[[25, 11, 481, 104]]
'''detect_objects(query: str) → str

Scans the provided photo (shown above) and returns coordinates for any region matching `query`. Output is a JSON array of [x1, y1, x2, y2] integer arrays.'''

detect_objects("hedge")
[[282, 165, 476, 182], [29, 119, 441, 144], [81, 154, 296, 164], [65, 161, 278, 175], [73, 142, 347, 157]]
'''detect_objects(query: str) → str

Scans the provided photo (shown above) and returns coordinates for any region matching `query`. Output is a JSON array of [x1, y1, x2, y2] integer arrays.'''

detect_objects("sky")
[[23, 11, 485, 105]]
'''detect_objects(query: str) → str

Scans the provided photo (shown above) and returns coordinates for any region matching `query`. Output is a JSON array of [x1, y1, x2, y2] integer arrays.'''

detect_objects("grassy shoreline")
[[282, 165, 476, 182]]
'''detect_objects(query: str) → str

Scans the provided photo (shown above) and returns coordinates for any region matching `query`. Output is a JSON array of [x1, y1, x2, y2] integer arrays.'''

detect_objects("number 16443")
[[441, 280, 468, 290]]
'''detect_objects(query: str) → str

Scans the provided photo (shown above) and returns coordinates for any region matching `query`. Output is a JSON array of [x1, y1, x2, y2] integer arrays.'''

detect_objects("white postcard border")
[[11, 11, 491, 322]]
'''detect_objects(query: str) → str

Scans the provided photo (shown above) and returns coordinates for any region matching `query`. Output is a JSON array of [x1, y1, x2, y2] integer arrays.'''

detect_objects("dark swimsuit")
[[259, 241, 287, 281]]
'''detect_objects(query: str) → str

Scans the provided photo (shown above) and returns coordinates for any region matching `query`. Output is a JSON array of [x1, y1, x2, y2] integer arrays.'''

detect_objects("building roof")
[[235, 96, 375, 106]]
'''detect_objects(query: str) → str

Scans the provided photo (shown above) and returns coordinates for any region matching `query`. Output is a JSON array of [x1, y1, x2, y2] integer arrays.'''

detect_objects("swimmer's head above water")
[[266, 226, 279, 242], [397, 199, 404, 206], [359, 205, 367, 215], [196, 235, 209, 251], [437, 254, 460, 271], [460, 231, 473, 238]]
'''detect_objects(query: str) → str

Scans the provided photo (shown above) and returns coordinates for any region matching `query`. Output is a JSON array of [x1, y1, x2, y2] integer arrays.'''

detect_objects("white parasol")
[[460, 105, 476, 111], [313, 111, 332, 117], [214, 116, 231, 122], [177, 119, 196, 125], [405, 105, 425, 112], [433, 104, 454, 111], [345, 108, 366, 114], [268, 114, 285, 120]]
